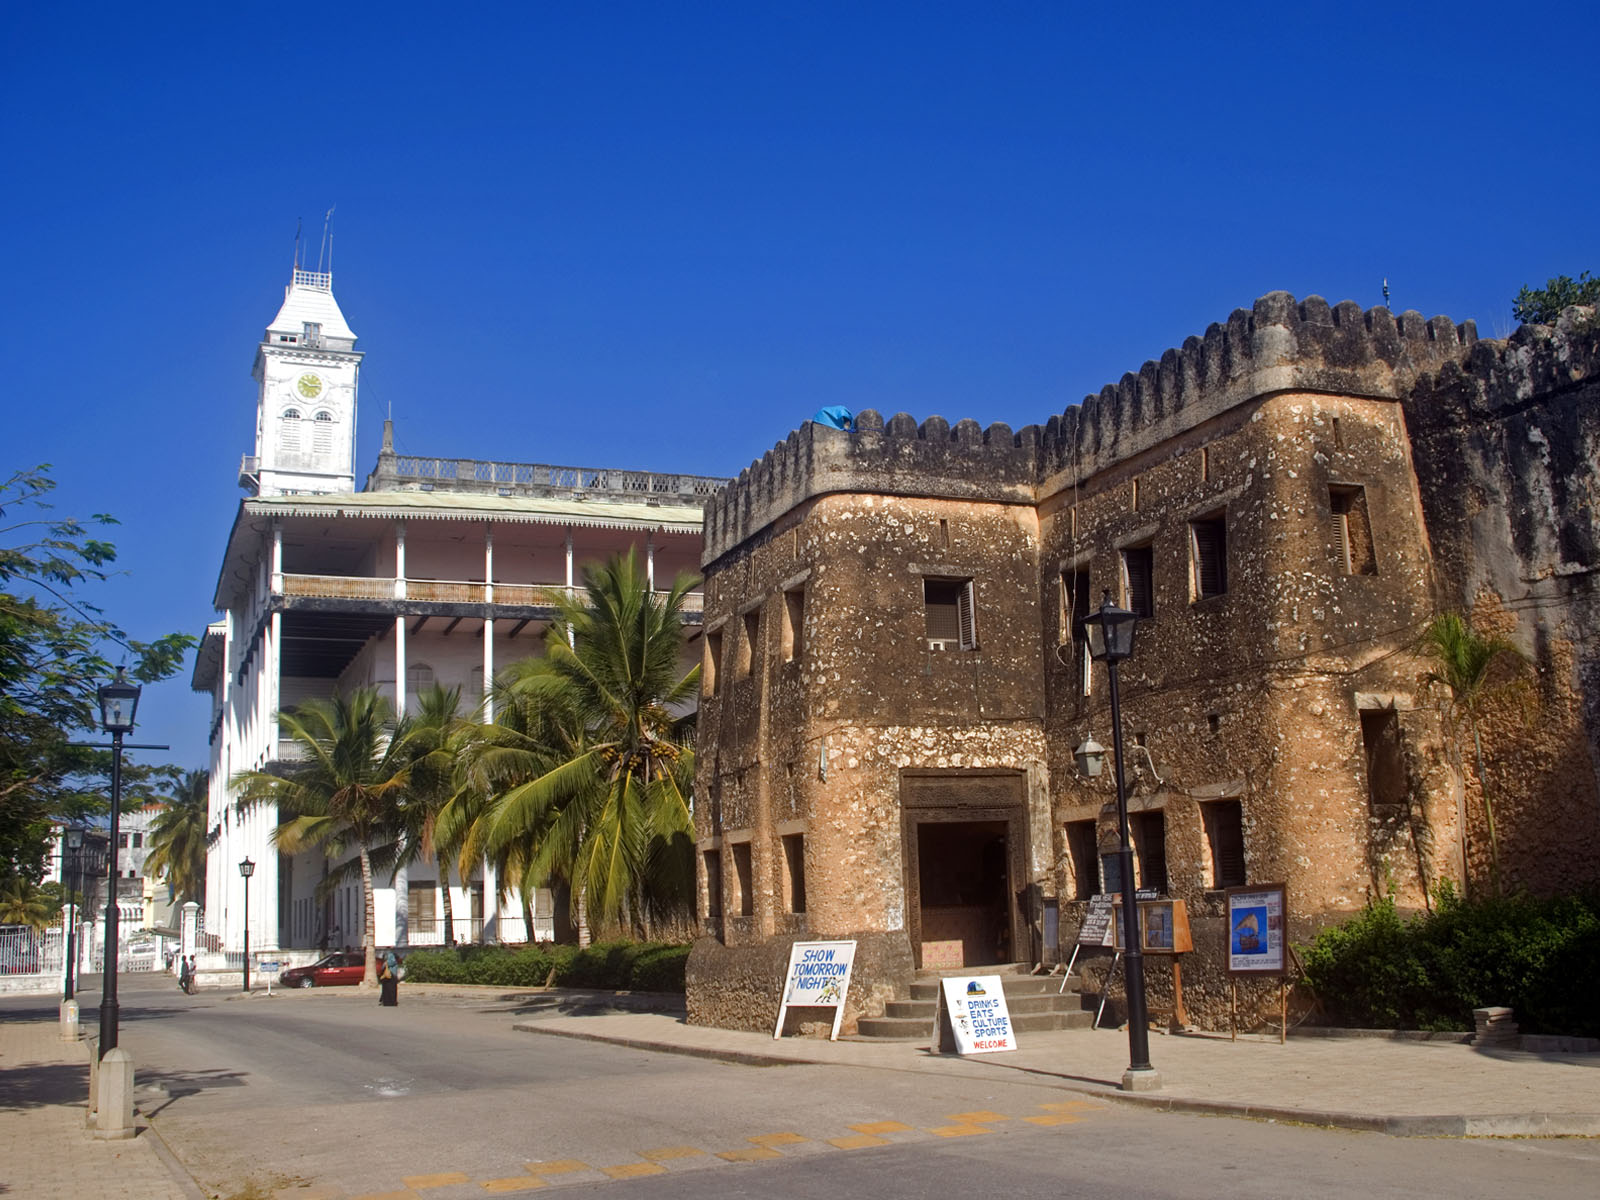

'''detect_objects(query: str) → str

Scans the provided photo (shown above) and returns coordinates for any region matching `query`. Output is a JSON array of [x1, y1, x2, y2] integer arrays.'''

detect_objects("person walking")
[[179, 954, 195, 994], [378, 949, 401, 1007]]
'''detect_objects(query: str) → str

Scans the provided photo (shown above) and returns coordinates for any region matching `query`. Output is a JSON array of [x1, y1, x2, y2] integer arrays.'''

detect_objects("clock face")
[[296, 373, 324, 400]]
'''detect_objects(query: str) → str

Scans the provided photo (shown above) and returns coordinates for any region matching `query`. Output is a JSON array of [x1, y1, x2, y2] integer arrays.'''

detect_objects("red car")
[[280, 951, 367, 988]]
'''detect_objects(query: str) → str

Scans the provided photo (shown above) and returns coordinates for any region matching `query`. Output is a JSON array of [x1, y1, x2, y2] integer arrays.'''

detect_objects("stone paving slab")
[[0, 1015, 199, 1199], [510, 1007, 1600, 1137]]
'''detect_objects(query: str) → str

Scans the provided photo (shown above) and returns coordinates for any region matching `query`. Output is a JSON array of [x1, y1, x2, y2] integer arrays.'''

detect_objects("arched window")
[[405, 663, 435, 713], [279, 408, 302, 454], [313, 410, 335, 454]]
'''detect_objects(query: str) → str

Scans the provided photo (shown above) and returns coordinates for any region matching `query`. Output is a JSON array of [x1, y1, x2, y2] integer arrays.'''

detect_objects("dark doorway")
[[916, 820, 1012, 968]]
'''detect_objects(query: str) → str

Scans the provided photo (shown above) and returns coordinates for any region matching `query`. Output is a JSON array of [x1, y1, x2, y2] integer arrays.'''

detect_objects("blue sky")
[[4, 3, 1594, 773]]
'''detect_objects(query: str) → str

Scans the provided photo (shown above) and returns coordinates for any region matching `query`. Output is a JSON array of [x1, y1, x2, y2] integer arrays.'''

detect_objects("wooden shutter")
[[1123, 547, 1153, 617], [1192, 518, 1226, 599], [957, 580, 976, 649]]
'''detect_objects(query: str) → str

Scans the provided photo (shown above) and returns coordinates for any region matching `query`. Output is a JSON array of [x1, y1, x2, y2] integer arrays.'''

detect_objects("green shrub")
[[1299, 888, 1600, 1036], [401, 939, 689, 992]]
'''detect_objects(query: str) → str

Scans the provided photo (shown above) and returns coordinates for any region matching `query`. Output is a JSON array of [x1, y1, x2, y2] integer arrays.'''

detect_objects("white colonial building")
[[192, 267, 723, 957]]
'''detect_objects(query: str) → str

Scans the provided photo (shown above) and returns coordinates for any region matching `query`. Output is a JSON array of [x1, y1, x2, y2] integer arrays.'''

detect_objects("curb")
[[509, 1022, 1600, 1138]]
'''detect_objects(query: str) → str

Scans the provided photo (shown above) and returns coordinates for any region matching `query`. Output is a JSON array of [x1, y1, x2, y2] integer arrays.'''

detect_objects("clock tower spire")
[[241, 266, 363, 497]]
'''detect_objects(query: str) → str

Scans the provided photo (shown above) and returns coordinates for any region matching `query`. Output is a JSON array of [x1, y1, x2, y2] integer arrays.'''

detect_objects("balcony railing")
[[280, 574, 703, 612], [378, 455, 728, 504]]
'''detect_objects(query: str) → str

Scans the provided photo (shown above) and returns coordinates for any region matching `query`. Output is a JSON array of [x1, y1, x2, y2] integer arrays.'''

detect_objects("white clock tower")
[[242, 268, 363, 497]]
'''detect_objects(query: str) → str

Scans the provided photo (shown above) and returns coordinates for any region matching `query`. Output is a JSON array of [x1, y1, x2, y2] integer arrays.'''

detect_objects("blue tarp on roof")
[[810, 405, 854, 431]]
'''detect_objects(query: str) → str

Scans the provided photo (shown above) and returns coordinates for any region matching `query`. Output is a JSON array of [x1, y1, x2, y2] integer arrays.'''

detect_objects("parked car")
[[280, 951, 367, 988]]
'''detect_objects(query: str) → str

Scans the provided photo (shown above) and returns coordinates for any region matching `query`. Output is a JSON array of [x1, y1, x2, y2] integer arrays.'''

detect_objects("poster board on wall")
[[1077, 894, 1116, 947], [773, 940, 857, 1041], [1225, 883, 1288, 976], [1111, 898, 1193, 954]]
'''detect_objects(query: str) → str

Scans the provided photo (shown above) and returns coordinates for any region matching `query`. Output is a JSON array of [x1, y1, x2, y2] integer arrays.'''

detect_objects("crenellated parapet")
[[703, 291, 1485, 565], [702, 412, 1043, 564]]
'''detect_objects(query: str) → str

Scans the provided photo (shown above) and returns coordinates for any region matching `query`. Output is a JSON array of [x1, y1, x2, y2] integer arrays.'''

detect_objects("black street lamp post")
[[1081, 593, 1160, 1092], [62, 826, 83, 1003], [239, 858, 255, 992], [95, 668, 141, 1057]]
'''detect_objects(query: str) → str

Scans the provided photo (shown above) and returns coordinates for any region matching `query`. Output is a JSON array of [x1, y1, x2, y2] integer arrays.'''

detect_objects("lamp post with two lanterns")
[[1076, 594, 1160, 1092]]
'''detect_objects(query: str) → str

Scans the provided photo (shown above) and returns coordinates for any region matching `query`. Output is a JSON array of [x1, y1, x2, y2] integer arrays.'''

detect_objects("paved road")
[[24, 978, 1600, 1199]]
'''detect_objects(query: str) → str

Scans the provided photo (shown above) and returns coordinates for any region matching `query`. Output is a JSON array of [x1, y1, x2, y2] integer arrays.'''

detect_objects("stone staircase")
[[856, 962, 1094, 1041]]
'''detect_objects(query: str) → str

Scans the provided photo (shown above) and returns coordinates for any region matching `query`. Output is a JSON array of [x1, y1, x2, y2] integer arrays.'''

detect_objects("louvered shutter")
[[958, 580, 976, 649]]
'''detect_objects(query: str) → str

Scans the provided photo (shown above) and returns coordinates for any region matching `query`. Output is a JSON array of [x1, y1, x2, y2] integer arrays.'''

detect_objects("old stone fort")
[[686, 291, 1600, 1033]]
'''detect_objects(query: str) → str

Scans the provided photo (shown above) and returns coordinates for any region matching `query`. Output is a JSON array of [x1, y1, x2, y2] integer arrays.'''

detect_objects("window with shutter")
[[1063, 569, 1091, 695], [924, 578, 977, 650], [313, 410, 335, 454], [1329, 485, 1377, 575], [1202, 800, 1247, 888], [1065, 820, 1098, 899], [1130, 810, 1167, 893], [279, 408, 302, 454], [1190, 514, 1227, 600], [1121, 545, 1154, 618]]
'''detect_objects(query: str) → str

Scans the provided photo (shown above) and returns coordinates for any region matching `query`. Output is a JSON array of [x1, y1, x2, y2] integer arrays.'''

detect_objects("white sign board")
[[774, 939, 857, 1041], [938, 975, 1018, 1055]]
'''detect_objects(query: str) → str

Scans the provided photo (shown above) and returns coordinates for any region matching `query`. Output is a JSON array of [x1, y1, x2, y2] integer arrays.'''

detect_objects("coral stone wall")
[[1403, 312, 1600, 897]]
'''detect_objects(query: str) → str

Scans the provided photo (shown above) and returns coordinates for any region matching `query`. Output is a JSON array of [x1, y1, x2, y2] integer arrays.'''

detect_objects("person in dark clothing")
[[378, 949, 400, 1006]]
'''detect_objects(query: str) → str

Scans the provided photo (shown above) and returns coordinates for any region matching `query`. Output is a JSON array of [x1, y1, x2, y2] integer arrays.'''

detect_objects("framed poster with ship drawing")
[[1224, 883, 1287, 976]]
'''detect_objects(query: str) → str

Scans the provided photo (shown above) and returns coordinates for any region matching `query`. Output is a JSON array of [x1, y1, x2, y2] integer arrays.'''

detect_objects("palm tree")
[[1420, 612, 1529, 896], [232, 688, 410, 987], [388, 684, 470, 946], [144, 768, 211, 904], [0, 874, 56, 930], [471, 550, 699, 936]]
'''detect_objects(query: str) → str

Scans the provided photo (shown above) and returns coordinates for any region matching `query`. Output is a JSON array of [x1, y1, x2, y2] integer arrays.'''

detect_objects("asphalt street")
[[18, 976, 1600, 1199]]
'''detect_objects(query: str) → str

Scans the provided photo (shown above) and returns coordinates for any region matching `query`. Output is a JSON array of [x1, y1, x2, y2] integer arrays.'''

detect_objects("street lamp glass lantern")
[[239, 857, 256, 879], [66, 825, 83, 851], [1082, 594, 1138, 663], [1073, 736, 1107, 778], [97, 667, 141, 734]]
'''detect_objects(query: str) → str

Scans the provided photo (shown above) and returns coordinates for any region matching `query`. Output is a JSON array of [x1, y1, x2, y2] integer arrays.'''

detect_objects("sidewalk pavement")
[[498, 993, 1600, 1139], [0, 1013, 198, 1200]]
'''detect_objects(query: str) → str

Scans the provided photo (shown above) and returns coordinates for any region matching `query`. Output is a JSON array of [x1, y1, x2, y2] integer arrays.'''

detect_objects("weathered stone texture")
[[690, 295, 1600, 1033]]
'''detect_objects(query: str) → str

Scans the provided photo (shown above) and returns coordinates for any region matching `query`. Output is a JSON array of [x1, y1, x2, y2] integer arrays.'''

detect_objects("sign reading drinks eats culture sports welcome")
[[773, 940, 857, 1041], [937, 975, 1018, 1055]]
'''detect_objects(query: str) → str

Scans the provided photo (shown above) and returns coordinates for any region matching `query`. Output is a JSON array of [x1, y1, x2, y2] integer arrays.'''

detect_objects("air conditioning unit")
[[926, 638, 958, 651]]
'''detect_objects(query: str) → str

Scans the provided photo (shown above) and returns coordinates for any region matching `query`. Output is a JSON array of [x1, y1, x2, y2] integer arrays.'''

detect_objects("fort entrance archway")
[[901, 771, 1029, 970]]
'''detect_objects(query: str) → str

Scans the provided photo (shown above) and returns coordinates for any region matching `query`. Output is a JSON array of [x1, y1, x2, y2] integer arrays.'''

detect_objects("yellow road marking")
[[848, 1120, 913, 1135], [640, 1145, 708, 1162], [828, 1133, 891, 1149], [928, 1124, 990, 1138], [404, 1173, 471, 1189], [947, 1110, 1010, 1124], [482, 1178, 547, 1194], [748, 1132, 809, 1148], [600, 1163, 668, 1180], [716, 1147, 783, 1162], [523, 1160, 589, 1176], [1024, 1113, 1082, 1126]]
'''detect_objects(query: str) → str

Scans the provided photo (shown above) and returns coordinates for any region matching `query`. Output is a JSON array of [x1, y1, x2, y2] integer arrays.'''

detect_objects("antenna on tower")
[[1382, 277, 1391, 308], [317, 206, 336, 273], [293, 217, 303, 271]]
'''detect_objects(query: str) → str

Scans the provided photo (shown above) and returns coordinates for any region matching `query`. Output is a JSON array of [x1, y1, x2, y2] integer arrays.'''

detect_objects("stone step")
[[908, 974, 1080, 1001], [913, 961, 1036, 980], [889, 991, 1085, 1019], [856, 1006, 1094, 1041]]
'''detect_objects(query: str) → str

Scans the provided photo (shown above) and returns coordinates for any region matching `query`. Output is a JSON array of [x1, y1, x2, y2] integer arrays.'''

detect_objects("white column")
[[395, 519, 408, 715], [482, 856, 498, 942], [395, 617, 407, 717], [271, 518, 284, 594], [647, 531, 655, 592], [395, 521, 407, 599], [483, 526, 495, 723], [564, 528, 574, 593]]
